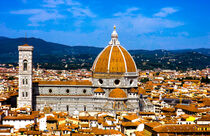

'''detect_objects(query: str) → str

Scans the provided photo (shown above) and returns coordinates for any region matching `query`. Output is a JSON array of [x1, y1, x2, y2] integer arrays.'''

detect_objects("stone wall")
[[35, 95, 107, 112], [33, 83, 140, 112], [34, 85, 93, 96]]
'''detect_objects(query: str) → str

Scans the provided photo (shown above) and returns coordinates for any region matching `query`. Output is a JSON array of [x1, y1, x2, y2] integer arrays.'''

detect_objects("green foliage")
[[155, 72, 160, 76], [201, 76, 210, 83], [8, 76, 15, 80], [57, 71, 62, 74], [140, 78, 149, 83]]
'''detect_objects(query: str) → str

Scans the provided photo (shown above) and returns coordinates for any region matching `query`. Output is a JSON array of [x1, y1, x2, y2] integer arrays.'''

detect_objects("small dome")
[[109, 88, 127, 98], [94, 88, 105, 93], [21, 44, 30, 46], [130, 88, 138, 93]]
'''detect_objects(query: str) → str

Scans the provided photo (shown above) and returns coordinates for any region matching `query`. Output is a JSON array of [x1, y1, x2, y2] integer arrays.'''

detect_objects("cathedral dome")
[[92, 26, 137, 74], [109, 88, 127, 99]]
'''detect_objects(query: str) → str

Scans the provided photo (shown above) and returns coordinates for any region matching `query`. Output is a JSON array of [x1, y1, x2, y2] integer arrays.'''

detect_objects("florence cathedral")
[[17, 26, 151, 112]]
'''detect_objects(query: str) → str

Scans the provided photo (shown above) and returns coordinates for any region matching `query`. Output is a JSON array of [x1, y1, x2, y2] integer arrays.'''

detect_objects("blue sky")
[[0, 0, 209, 50]]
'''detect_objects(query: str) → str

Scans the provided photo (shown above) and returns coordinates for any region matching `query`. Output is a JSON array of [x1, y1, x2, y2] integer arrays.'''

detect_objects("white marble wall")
[[18, 46, 33, 108], [92, 77, 138, 88]]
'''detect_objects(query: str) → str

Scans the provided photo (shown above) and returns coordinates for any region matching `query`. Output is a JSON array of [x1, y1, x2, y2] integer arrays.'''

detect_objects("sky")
[[0, 0, 209, 50]]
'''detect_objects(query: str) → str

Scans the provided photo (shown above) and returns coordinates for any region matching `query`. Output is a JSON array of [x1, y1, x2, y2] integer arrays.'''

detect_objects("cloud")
[[93, 10, 183, 35], [113, 7, 139, 17], [42, 0, 64, 8], [67, 7, 96, 18], [42, 0, 80, 7], [66, 0, 80, 6], [11, 9, 43, 15], [154, 7, 178, 17], [1, 23, 209, 50], [11, 0, 96, 27], [11, 9, 65, 26]]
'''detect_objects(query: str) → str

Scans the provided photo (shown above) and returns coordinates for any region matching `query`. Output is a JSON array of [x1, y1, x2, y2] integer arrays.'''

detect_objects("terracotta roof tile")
[[153, 124, 210, 133], [130, 88, 138, 93], [121, 122, 139, 127], [94, 88, 105, 93], [3, 115, 35, 120], [79, 116, 96, 121], [109, 88, 127, 98], [123, 114, 139, 121], [92, 45, 136, 73]]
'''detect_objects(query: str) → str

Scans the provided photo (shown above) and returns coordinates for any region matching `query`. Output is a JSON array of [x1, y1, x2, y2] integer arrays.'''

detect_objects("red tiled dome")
[[94, 88, 105, 93], [109, 88, 127, 98], [92, 27, 137, 74]]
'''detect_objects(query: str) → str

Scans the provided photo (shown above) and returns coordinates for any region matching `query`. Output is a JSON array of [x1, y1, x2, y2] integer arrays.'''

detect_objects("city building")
[[18, 26, 141, 112]]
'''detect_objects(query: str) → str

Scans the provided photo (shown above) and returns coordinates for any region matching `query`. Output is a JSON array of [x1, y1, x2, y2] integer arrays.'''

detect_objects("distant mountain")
[[0, 36, 209, 70], [0, 37, 102, 63], [170, 48, 210, 56], [0, 36, 10, 40], [0, 37, 102, 55], [130, 48, 210, 56]]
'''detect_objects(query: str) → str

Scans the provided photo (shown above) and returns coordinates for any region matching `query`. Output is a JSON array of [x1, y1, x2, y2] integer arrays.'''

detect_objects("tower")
[[17, 44, 33, 108]]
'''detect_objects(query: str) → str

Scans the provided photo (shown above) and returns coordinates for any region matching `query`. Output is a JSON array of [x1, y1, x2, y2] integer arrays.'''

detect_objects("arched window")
[[98, 79, 103, 85], [26, 92, 28, 97], [66, 105, 69, 112], [84, 105, 86, 111], [22, 79, 25, 84], [26, 79, 28, 84], [23, 60, 28, 71], [66, 89, 70, 93], [22, 92, 24, 97], [130, 80, 133, 85], [49, 89, 52, 93], [114, 79, 120, 85]]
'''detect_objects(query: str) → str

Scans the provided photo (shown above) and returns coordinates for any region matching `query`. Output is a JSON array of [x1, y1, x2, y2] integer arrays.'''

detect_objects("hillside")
[[0, 36, 209, 70]]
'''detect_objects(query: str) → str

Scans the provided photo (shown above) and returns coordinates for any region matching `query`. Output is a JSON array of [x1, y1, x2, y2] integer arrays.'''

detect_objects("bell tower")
[[17, 44, 33, 108]]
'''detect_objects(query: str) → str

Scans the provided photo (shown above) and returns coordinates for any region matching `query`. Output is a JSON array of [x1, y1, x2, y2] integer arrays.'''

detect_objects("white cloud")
[[7, 6, 191, 49], [11, 9, 64, 26], [11, 9, 43, 15], [42, 0, 95, 18], [11, 0, 96, 27], [67, 7, 96, 18], [42, 0, 64, 8], [1, 23, 209, 50], [154, 7, 178, 17], [114, 7, 139, 17], [66, 0, 80, 6], [93, 11, 183, 35], [42, 0, 80, 7]]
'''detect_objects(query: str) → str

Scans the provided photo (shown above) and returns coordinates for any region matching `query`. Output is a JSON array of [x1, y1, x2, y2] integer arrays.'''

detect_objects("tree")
[[201, 75, 210, 83], [140, 78, 149, 83]]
